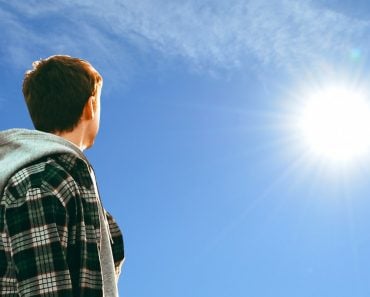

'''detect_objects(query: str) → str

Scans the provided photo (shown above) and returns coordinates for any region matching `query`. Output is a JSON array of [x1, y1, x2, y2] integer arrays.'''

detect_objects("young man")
[[0, 55, 124, 296]]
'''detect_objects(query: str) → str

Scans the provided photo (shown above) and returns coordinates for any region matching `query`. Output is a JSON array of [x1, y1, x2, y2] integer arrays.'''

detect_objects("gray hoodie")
[[0, 128, 119, 297], [0, 128, 88, 197]]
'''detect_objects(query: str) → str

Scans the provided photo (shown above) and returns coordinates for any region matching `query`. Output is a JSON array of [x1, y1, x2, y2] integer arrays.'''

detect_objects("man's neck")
[[54, 126, 88, 151]]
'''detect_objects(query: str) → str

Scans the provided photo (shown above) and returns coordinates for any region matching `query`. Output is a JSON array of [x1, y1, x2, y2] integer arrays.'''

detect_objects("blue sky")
[[2, 1, 370, 296]]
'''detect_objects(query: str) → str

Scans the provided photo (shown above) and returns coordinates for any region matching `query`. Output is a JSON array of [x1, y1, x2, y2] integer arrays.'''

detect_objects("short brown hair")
[[22, 55, 102, 133]]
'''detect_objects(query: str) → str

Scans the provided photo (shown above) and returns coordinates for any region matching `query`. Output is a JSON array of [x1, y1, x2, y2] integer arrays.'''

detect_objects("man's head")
[[22, 55, 102, 140]]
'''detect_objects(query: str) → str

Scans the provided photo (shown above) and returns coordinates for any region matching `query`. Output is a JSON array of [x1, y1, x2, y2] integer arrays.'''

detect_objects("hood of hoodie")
[[0, 128, 89, 197]]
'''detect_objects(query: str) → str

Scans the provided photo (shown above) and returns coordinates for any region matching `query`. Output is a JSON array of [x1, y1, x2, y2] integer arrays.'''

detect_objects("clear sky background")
[[2, 1, 370, 296]]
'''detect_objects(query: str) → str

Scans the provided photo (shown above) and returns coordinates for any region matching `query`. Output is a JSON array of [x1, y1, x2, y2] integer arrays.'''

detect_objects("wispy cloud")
[[1, 0, 369, 74]]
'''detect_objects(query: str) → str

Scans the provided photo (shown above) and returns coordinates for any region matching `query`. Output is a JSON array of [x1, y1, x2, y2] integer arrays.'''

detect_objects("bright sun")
[[298, 86, 370, 162]]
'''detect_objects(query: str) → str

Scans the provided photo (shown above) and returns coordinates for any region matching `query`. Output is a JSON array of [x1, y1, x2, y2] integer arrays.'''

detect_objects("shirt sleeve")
[[5, 187, 73, 297], [105, 211, 125, 278]]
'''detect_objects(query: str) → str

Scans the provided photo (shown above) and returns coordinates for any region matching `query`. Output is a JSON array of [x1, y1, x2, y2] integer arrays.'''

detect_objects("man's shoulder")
[[3, 154, 90, 205]]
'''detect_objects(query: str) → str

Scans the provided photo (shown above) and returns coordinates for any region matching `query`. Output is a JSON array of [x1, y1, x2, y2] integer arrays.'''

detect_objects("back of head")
[[22, 55, 102, 133]]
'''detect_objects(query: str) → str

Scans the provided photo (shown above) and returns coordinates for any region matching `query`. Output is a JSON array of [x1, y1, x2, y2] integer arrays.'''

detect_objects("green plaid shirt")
[[0, 154, 124, 296]]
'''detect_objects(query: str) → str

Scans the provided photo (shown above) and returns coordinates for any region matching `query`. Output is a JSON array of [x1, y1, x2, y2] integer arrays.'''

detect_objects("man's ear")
[[81, 96, 96, 120]]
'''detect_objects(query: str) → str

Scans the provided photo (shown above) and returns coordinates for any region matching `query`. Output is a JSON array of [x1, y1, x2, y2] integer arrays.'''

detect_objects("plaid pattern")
[[0, 154, 124, 296]]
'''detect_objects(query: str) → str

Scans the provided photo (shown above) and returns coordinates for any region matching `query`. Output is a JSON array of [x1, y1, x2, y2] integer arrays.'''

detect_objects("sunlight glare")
[[298, 86, 370, 162]]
